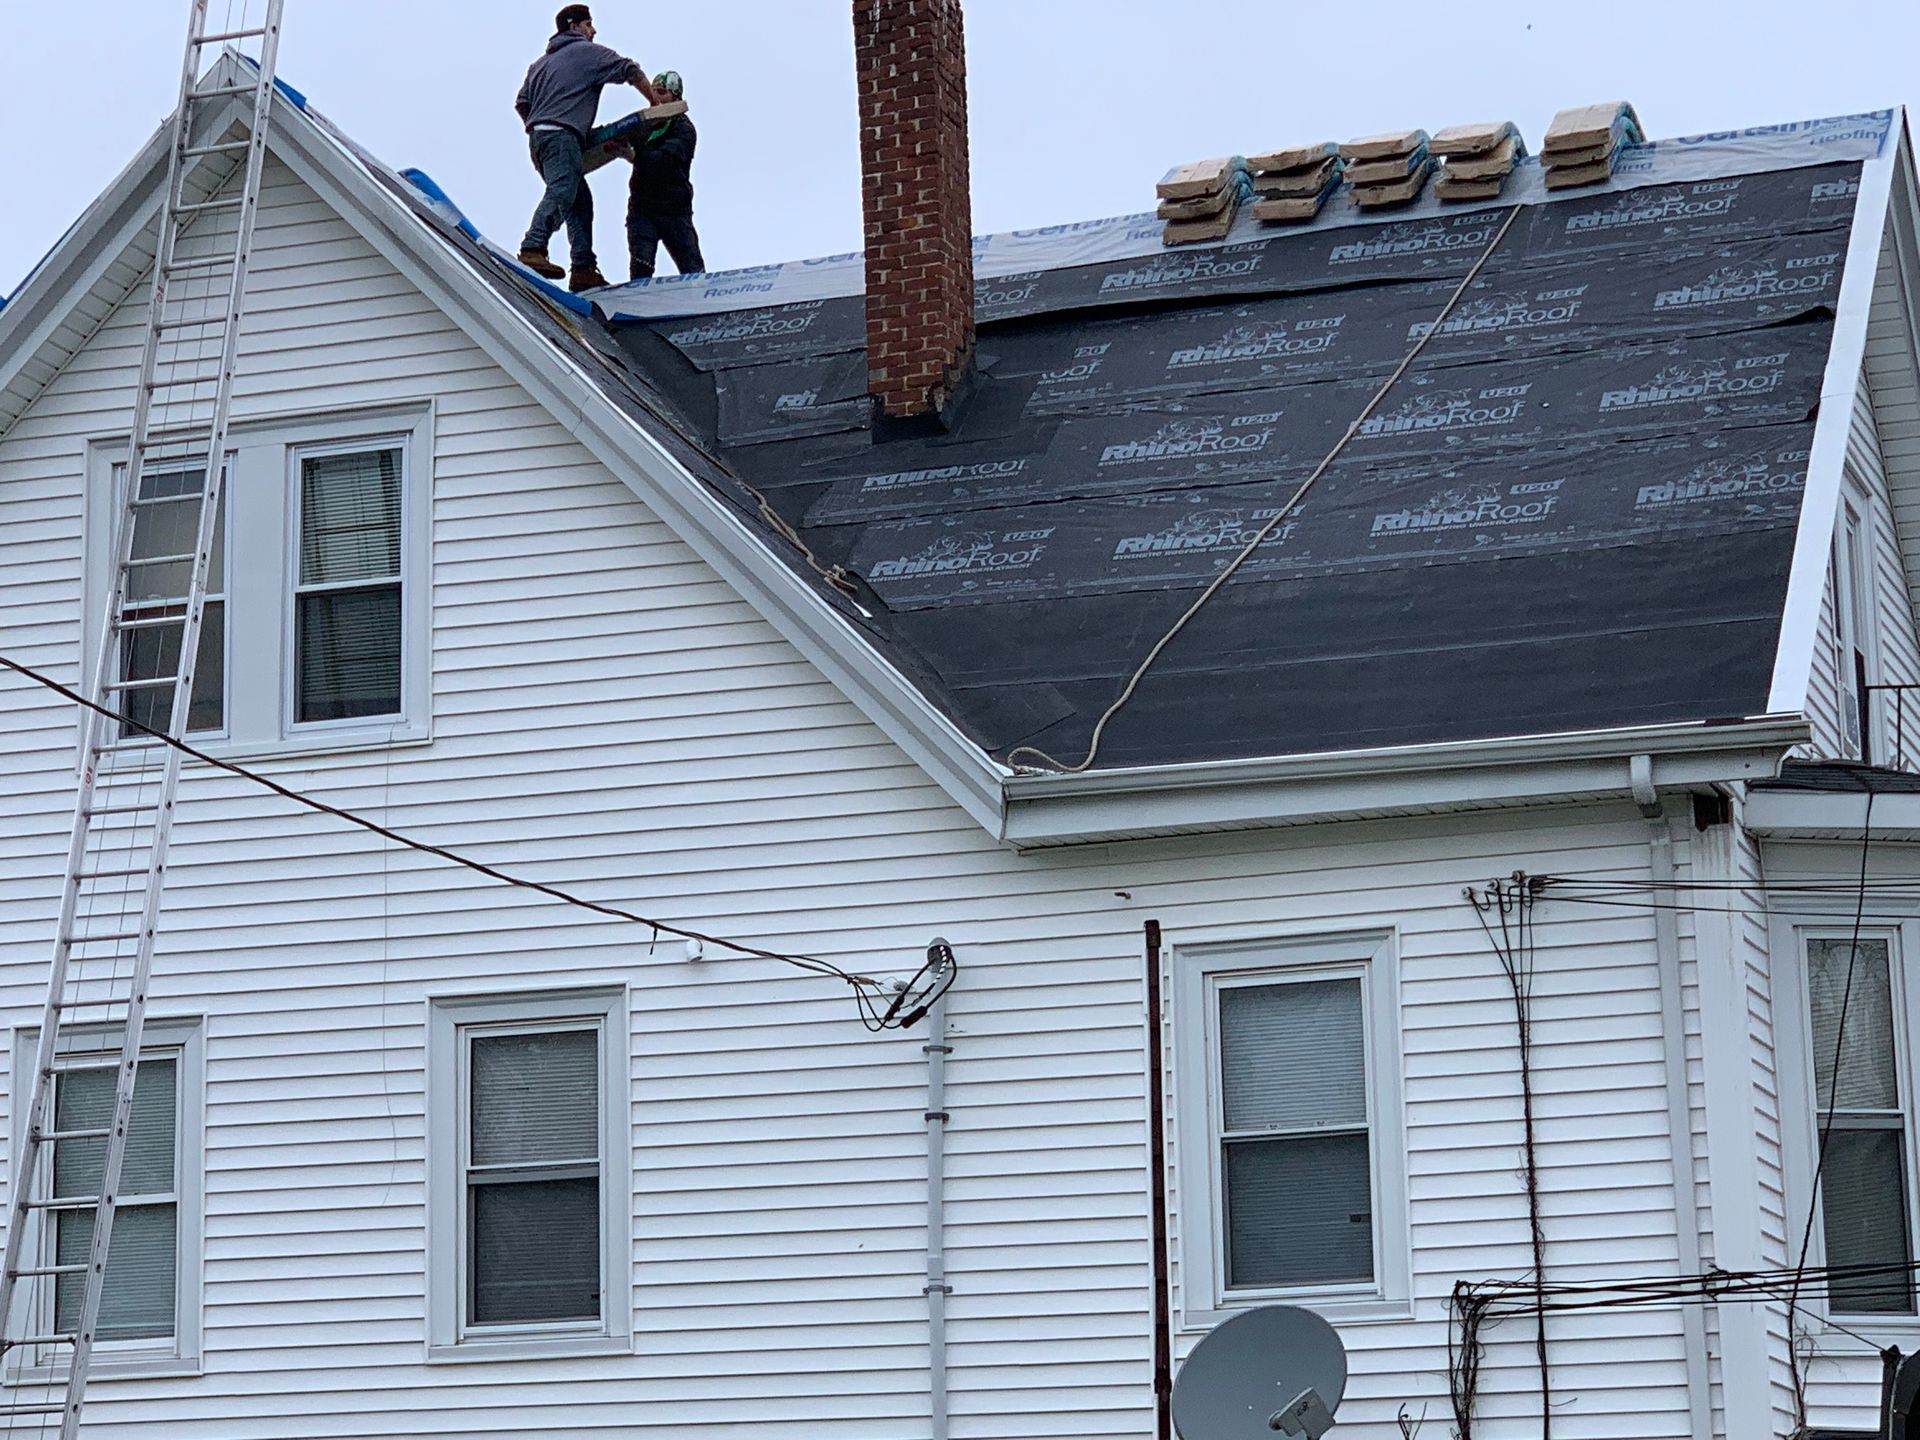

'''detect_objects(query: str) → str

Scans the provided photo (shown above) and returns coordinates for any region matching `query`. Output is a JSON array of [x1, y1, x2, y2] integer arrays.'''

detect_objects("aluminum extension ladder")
[[0, 4, 285, 1432]]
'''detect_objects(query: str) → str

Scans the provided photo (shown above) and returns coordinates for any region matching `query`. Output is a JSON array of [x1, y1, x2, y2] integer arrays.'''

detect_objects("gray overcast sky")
[[2, 1, 1918, 293]]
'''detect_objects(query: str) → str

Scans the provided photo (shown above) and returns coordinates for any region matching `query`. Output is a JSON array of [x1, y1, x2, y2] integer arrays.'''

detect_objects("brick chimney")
[[853, 0, 976, 422]]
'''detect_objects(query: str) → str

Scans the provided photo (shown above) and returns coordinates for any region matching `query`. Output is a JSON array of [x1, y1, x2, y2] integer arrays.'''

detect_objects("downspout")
[[925, 945, 955, 1440], [1144, 920, 1173, 1440], [1631, 754, 1714, 1440]]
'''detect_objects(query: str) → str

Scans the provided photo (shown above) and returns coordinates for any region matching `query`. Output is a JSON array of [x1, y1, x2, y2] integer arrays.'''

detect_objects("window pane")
[[1220, 978, 1366, 1132], [55, 1203, 177, 1341], [471, 1029, 599, 1167], [118, 601, 224, 736], [301, 449, 401, 585], [1808, 939, 1898, 1111], [296, 586, 401, 722], [1821, 1128, 1916, 1314], [53, 1056, 177, 1198], [1224, 1131, 1373, 1288], [469, 1177, 600, 1324], [127, 468, 223, 602]]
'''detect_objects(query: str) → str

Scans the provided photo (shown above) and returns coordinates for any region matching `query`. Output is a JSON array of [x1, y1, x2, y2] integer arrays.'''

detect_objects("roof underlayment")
[[13, 82, 1903, 781]]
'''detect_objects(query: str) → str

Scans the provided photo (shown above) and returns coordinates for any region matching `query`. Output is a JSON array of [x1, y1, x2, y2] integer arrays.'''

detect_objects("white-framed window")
[[4, 1018, 205, 1380], [1781, 924, 1919, 1318], [112, 462, 227, 740], [86, 403, 432, 760], [426, 989, 630, 1361], [1171, 932, 1409, 1327], [1832, 486, 1876, 761]]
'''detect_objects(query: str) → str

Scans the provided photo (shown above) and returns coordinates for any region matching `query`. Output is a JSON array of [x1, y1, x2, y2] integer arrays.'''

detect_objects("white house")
[[4, 15, 1920, 1440]]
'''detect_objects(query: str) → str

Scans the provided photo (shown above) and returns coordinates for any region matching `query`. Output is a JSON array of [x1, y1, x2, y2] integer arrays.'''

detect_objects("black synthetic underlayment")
[[394, 147, 1863, 771]]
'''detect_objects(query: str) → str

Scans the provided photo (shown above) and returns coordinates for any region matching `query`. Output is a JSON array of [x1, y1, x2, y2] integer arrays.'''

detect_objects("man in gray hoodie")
[[516, 5, 656, 291]]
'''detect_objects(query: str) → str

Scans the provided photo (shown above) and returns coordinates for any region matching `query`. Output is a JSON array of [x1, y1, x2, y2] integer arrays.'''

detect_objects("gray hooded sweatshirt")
[[515, 30, 641, 140]]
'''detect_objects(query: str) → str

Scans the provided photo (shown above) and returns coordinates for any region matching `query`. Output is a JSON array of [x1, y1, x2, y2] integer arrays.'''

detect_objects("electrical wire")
[[0, 652, 948, 1032], [1004, 202, 1527, 776]]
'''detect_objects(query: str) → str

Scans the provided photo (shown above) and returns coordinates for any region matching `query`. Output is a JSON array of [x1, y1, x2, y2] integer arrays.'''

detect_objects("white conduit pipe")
[[1631, 756, 1714, 1440], [924, 948, 955, 1440]]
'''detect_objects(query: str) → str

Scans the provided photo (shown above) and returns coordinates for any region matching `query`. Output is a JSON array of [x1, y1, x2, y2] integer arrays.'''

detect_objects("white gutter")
[[1767, 112, 1906, 714], [922, 948, 955, 1440], [1003, 716, 1809, 847], [1630, 756, 1713, 1440]]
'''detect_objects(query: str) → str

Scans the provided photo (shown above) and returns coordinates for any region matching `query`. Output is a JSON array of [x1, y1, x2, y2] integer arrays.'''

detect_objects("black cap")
[[555, 4, 592, 31]]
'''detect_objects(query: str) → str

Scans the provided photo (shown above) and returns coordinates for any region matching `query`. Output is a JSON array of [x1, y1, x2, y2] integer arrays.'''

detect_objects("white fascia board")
[[1744, 786, 1920, 838], [1002, 716, 1809, 847], [254, 96, 1011, 836], [1767, 110, 1908, 713]]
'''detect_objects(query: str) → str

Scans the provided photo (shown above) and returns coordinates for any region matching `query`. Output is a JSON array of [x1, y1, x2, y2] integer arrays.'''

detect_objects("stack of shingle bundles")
[[1542, 102, 1642, 189], [1431, 121, 1526, 202], [1341, 129, 1432, 209], [1246, 141, 1343, 224], [1157, 157, 1252, 246]]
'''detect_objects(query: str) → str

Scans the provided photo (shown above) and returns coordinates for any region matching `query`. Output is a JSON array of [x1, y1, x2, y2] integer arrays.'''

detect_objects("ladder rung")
[[33, 1129, 112, 1145], [173, 196, 246, 216], [63, 930, 142, 947], [127, 495, 206, 513], [47, 1057, 125, 1076], [8, 1263, 89, 1278], [7, 1333, 79, 1348], [83, 800, 160, 818], [154, 315, 226, 333], [101, 676, 181, 693], [194, 25, 271, 44], [124, 551, 197, 568], [182, 139, 253, 158], [190, 83, 263, 100], [73, 865, 153, 882], [115, 612, 190, 631], [24, 1196, 103, 1211], [0, 1400, 74, 1414], [161, 252, 237, 275]]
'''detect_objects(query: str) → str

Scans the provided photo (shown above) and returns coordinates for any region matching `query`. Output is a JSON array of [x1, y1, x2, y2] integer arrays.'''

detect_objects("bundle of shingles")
[[1244, 142, 1344, 225], [1542, 101, 1642, 189], [1430, 121, 1526, 202], [1156, 157, 1253, 246], [1341, 129, 1433, 209]]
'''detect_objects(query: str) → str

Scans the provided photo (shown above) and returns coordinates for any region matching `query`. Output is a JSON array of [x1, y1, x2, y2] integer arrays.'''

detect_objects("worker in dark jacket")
[[516, 5, 656, 292], [625, 70, 705, 281]]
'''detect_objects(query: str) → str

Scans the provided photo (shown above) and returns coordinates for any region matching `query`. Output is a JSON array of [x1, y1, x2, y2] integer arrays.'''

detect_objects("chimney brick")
[[853, 0, 974, 421]]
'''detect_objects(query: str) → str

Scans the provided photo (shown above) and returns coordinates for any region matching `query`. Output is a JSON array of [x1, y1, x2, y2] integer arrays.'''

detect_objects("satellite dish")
[[1172, 1304, 1348, 1440]]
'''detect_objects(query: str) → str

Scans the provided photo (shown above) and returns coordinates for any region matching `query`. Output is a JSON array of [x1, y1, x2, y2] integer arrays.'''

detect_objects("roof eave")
[[1000, 715, 1811, 848]]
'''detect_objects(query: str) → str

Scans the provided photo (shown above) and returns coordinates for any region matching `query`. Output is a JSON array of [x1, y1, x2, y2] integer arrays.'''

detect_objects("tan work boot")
[[516, 248, 564, 279], [569, 264, 610, 293]]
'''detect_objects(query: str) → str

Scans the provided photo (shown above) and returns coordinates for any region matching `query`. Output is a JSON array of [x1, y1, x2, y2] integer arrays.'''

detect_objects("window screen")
[[119, 468, 223, 737], [1807, 938, 1915, 1314], [295, 448, 402, 723], [51, 1057, 178, 1341], [465, 1028, 601, 1327], [1217, 977, 1373, 1289]]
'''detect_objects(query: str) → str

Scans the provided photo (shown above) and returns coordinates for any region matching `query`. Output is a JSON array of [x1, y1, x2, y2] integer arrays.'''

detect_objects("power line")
[[0, 651, 951, 1032]]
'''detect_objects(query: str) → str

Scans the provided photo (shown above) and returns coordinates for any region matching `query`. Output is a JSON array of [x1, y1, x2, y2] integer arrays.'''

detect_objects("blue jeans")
[[521, 129, 595, 268]]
